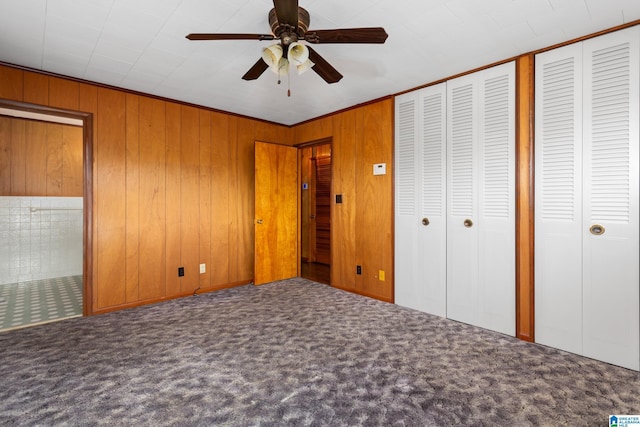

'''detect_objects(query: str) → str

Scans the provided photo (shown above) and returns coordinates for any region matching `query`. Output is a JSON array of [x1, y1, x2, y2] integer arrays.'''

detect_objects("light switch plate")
[[373, 163, 386, 175]]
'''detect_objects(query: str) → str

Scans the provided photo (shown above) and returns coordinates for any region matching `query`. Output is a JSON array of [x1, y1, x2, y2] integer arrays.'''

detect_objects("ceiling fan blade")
[[307, 46, 343, 84], [305, 27, 388, 44], [242, 58, 269, 81], [273, 0, 299, 27], [186, 33, 275, 41]]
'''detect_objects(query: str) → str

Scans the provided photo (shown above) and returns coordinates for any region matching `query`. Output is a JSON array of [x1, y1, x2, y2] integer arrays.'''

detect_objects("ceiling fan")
[[185, 0, 388, 84]]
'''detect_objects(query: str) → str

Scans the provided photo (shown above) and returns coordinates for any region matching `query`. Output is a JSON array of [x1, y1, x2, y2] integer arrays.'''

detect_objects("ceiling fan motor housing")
[[269, 7, 310, 45]]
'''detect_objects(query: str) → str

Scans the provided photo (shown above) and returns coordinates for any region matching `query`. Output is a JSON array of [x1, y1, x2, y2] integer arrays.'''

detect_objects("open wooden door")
[[254, 141, 298, 285]]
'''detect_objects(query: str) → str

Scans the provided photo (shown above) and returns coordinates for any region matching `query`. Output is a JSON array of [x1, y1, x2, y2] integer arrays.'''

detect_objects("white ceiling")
[[1, 0, 639, 126]]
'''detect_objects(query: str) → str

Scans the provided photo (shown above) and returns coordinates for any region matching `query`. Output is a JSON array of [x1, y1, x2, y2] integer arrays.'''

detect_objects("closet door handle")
[[422, 217, 430, 226], [589, 224, 605, 235], [463, 219, 473, 228]]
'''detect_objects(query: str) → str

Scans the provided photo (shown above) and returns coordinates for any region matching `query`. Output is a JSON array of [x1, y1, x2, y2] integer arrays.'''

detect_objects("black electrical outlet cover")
[[336, 194, 343, 204], [178, 267, 185, 277], [356, 265, 362, 275]]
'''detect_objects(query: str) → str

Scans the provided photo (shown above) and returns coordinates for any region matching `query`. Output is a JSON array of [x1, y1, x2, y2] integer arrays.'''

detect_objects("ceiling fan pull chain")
[[288, 72, 291, 97]]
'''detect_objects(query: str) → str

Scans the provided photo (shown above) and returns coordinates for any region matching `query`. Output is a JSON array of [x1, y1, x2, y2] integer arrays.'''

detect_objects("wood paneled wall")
[[293, 100, 395, 302], [0, 60, 532, 333], [0, 117, 83, 197], [0, 64, 290, 313]]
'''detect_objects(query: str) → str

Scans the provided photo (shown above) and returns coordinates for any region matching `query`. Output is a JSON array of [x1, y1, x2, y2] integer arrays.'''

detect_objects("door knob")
[[464, 219, 473, 228], [256, 219, 263, 224], [589, 224, 605, 235], [422, 217, 430, 226]]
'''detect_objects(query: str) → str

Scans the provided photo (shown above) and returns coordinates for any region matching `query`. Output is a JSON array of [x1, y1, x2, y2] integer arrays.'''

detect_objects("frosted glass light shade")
[[288, 42, 309, 66], [275, 57, 289, 75], [262, 44, 283, 68], [297, 59, 315, 74]]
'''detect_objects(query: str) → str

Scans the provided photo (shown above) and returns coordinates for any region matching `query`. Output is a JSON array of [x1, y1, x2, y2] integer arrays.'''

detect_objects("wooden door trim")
[[0, 98, 94, 316], [515, 55, 535, 342], [296, 138, 332, 284], [295, 137, 332, 149]]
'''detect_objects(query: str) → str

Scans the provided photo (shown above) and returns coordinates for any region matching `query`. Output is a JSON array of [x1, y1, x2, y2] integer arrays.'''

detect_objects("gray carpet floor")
[[0, 278, 638, 426]]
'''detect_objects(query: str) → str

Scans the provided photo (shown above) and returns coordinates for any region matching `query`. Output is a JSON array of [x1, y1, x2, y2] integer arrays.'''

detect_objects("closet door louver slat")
[[482, 75, 512, 219], [396, 99, 416, 216], [449, 83, 475, 218], [423, 93, 445, 218]]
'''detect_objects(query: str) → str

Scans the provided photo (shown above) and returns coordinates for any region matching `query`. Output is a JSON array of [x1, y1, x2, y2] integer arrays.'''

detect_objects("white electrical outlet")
[[199, 263, 206, 274]]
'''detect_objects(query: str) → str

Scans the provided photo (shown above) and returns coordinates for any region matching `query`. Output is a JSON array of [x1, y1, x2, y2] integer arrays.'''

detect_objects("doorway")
[[0, 99, 93, 330], [299, 140, 331, 285]]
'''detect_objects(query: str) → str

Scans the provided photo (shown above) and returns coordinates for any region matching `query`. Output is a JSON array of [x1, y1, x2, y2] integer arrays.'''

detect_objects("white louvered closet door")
[[534, 43, 584, 355], [582, 27, 639, 370], [447, 74, 480, 326], [446, 62, 515, 335], [395, 84, 447, 317], [395, 92, 422, 311], [536, 26, 639, 371], [477, 64, 516, 335]]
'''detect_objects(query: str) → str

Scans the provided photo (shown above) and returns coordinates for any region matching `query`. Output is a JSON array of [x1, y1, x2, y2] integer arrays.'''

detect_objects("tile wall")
[[0, 197, 83, 285]]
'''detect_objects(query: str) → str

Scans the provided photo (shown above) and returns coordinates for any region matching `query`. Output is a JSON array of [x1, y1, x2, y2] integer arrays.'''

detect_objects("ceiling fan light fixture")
[[287, 42, 309, 66], [186, 1, 388, 85], [297, 59, 315, 75], [261, 43, 283, 68], [275, 57, 289, 76]]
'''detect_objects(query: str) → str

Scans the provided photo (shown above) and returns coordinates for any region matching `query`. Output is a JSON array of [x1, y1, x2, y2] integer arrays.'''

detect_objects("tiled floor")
[[0, 275, 82, 332]]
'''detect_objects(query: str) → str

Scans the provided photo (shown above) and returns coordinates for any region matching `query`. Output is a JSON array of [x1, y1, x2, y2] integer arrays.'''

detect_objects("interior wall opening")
[[0, 100, 92, 331], [299, 140, 331, 285]]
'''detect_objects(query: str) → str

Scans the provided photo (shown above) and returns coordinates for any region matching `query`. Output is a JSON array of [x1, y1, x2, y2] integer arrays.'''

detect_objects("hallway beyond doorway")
[[301, 261, 330, 285]]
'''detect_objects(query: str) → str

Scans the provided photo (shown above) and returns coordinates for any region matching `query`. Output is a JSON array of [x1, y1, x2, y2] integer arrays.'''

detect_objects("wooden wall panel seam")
[[125, 93, 140, 303]]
